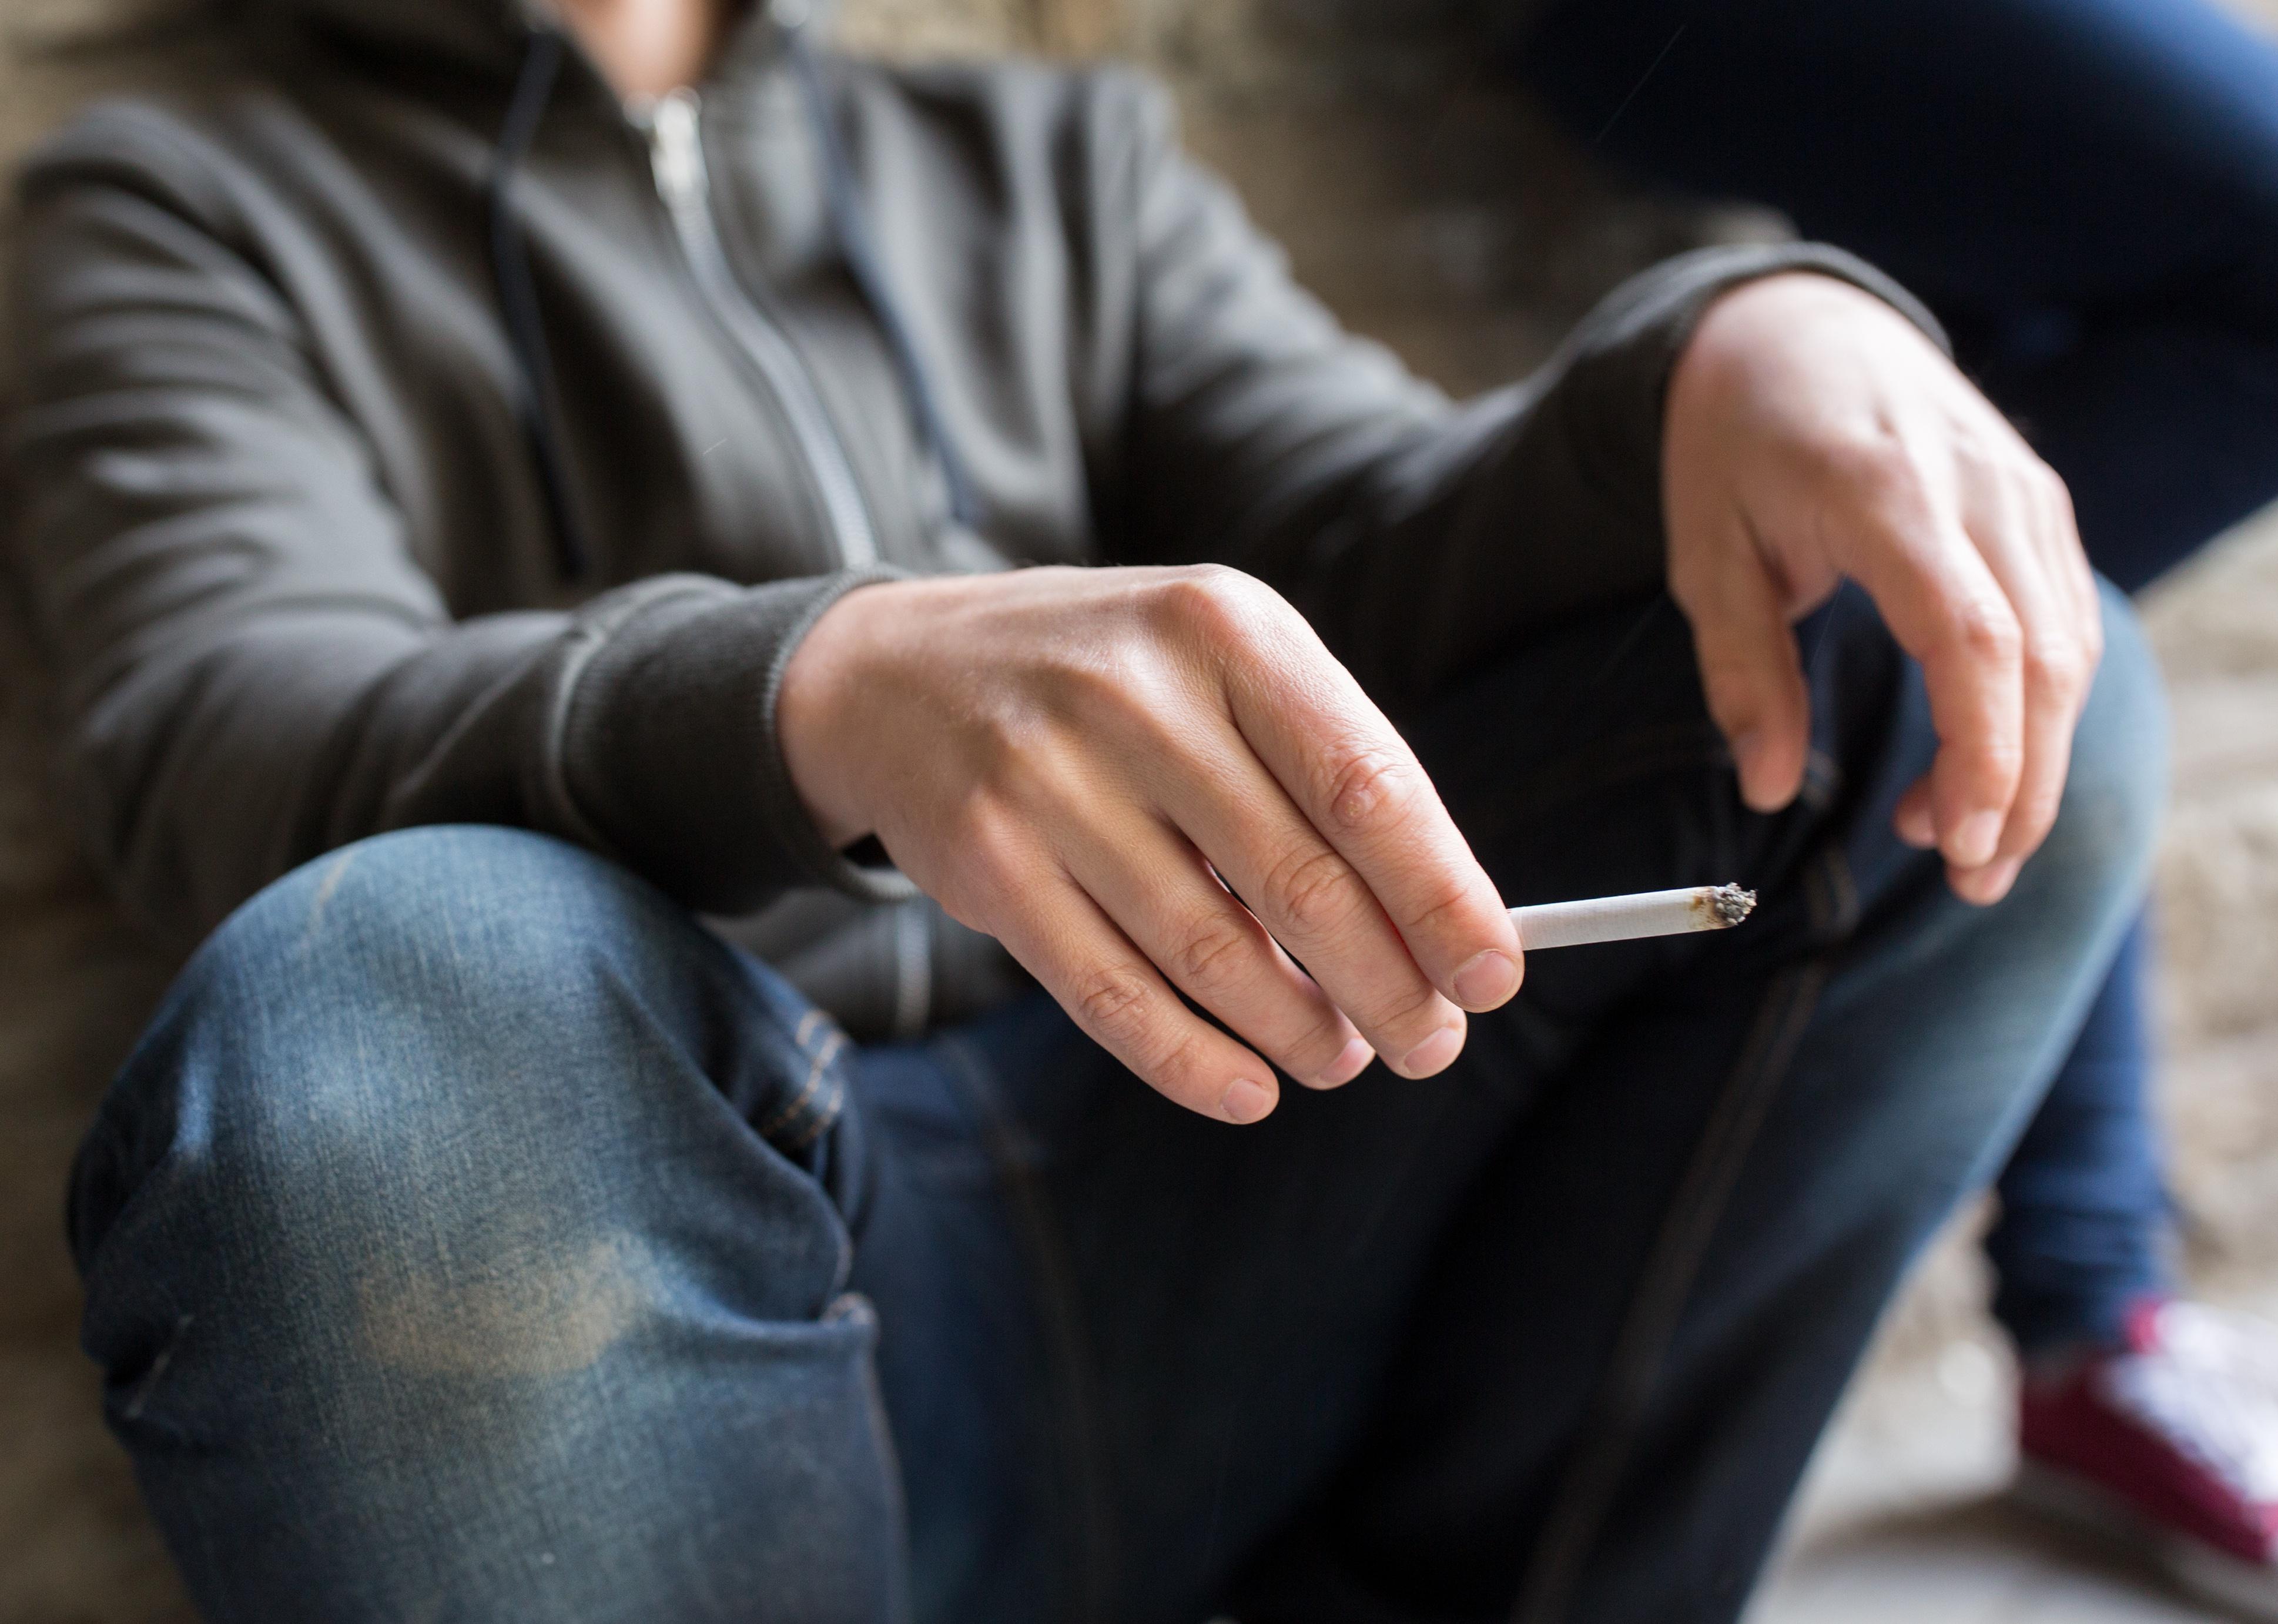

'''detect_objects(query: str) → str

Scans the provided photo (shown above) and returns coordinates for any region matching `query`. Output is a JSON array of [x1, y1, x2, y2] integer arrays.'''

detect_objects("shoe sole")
[[2013, 1461, 2278, 1622]]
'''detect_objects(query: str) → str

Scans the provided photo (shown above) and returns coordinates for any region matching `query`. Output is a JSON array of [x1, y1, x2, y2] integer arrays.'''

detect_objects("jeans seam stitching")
[[758, 1027, 849, 1147]]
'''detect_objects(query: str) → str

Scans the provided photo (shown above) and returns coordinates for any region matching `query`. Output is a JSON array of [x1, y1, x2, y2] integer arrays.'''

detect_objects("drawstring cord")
[[485, 10, 984, 582], [782, 16, 984, 532], [487, 27, 595, 581]]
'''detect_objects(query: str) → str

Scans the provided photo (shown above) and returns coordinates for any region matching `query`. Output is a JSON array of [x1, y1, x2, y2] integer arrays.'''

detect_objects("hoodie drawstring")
[[783, 22, 983, 532], [485, 15, 984, 583], [487, 27, 595, 581]]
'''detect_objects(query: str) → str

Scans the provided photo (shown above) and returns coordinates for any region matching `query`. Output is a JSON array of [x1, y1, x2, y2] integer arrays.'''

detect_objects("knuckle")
[[1353, 975, 1445, 1043], [1148, 1025, 1220, 1099], [1951, 600, 2023, 668], [1400, 875, 1482, 941], [1182, 562, 1249, 593], [1295, 1018, 1355, 1072], [2022, 636, 2088, 698], [1322, 747, 1422, 836], [1170, 910, 1259, 991], [1151, 564, 1267, 641], [1263, 843, 1371, 940], [1071, 964, 1158, 1049]]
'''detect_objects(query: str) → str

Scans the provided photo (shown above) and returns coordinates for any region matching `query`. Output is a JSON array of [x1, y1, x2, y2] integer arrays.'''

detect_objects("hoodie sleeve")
[[1096, 74, 1949, 707], [5, 131, 909, 945]]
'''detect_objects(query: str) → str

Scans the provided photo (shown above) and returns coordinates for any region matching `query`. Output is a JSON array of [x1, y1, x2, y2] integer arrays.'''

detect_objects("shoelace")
[[2101, 1302, 2278, 1506]]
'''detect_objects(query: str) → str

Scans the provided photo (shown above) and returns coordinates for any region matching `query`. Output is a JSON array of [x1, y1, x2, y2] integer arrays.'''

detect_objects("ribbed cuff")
[[556, 568, 916, 913], [1550, 239, 1955, 584]]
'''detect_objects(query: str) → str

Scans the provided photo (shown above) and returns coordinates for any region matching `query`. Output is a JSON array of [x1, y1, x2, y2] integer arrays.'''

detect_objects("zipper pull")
[[646, 88, 706, 208]]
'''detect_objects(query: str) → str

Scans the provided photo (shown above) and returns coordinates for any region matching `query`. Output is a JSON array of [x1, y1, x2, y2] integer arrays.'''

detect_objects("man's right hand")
[[776, 565, 1525, 1124]]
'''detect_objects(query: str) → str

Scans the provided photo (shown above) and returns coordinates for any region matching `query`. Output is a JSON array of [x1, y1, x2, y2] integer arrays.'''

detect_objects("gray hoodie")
[[4, 0, 1939, 1036]]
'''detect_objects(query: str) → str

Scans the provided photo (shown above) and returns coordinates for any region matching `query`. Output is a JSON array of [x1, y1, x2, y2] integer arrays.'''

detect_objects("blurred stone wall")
[[2, 9, 226, 1618], [3, 0, 2276, 1617]]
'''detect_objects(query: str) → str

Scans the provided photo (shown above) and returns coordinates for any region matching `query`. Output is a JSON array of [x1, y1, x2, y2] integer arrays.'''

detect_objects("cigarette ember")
[[1509, 883, 1758, 952]]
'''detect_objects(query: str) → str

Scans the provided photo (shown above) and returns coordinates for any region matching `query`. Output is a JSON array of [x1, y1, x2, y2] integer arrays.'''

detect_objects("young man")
[[6, 0, 2160, 1618], [1511, 1, 2278, 1607]]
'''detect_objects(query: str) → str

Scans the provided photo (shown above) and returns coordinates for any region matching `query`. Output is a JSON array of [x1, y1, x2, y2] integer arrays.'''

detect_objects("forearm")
[[34, 568, 902, 943], [1242, 243, 1955, 707]]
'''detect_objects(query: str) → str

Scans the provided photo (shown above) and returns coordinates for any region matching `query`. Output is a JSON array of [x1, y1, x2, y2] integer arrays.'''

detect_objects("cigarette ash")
[[1708, 885, 1757, 928]]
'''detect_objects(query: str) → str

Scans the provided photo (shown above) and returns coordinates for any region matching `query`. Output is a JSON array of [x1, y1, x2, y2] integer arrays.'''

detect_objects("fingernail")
[[1396, 1023, 1464, 1078], [1894, 805, 1938, 849], [1314, 1037, 1375, 1089], [1219, 1076, 1277, 1124], [1452, 949, 1520, 1010], [1952, 810, 2005, 868]]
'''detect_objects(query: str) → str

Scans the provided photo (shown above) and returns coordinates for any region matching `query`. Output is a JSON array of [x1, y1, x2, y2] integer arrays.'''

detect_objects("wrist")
[[778, 578, 899, 849]]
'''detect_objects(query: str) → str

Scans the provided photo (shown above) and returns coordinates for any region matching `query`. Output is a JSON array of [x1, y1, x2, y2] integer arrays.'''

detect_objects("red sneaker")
[[2018, 1298, 2278, 1619]]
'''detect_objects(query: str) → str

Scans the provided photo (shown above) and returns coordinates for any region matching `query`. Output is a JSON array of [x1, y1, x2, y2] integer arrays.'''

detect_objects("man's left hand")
[[1664, 271, 2104, 905]]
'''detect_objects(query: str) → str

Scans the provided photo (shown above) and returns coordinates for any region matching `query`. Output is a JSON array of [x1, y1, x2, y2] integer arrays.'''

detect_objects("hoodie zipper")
[[644, 88, 880, 568]]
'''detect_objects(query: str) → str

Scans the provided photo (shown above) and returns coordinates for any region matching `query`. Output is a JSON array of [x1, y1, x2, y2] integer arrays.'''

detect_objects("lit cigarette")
[[1508, 884, 1757, 951]]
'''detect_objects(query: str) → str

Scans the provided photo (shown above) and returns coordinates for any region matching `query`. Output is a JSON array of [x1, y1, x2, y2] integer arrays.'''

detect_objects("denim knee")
[[68, 826, 859, 1337], [2038, 581, 2168, 923], [65, 832, 913, 1624], [1814, 581, 2169, 1170]]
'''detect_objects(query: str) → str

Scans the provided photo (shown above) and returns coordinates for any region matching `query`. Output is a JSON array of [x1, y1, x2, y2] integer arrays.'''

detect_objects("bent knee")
[[164, 827, 748, 1090], [2045, 582, 2168, 893], [73, 829, 715, 1267], [196, 825, 669, 997], [75, 828, 846, 1285]]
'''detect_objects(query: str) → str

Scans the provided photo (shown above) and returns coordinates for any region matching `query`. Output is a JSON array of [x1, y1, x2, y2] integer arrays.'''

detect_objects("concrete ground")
[[1752, 1353, 2217, 1624], [1753, 1285, 2278, 1624]]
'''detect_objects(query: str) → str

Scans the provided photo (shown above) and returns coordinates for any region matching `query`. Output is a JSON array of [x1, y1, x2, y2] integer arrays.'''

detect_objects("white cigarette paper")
[[1508, 884, 1757, 952]]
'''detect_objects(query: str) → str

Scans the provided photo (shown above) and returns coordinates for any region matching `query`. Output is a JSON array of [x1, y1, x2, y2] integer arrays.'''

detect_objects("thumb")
[[1676, 540, 1812, 813]]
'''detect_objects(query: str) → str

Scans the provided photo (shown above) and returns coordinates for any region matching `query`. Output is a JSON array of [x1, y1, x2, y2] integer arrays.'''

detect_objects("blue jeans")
[[70, 588, 2162, 1622], [1516, 0, 2278, 1354]]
